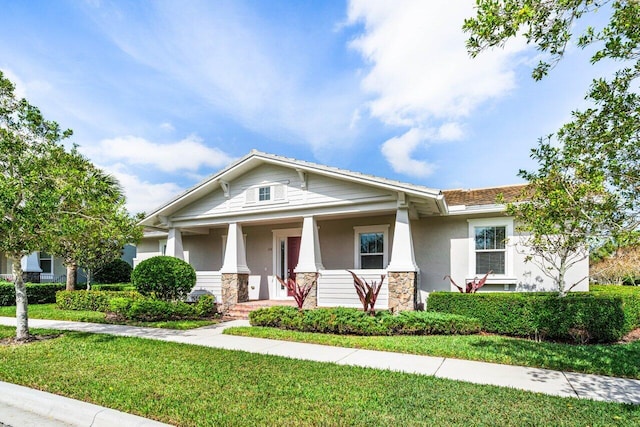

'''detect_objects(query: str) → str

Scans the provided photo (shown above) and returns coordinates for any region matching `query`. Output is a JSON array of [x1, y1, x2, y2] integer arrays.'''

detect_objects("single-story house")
[[136, 150, 589, 312]]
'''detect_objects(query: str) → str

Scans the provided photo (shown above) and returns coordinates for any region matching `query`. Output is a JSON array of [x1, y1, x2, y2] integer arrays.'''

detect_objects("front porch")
[[147, 207, 420, 314]]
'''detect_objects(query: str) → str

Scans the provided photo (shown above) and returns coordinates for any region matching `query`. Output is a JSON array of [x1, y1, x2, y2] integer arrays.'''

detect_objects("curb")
[[0, 381, 172, 427]]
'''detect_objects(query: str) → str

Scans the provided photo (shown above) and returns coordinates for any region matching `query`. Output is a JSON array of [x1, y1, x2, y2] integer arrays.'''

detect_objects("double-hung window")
[[39, 252, 53, 274], [468, 218, 514, 278], [474, 226, 506, 274], [354, 225, 389, 269]]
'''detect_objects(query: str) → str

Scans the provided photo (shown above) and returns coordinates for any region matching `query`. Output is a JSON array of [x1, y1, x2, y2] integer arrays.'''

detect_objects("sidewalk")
[[0, 317, 639, 425]]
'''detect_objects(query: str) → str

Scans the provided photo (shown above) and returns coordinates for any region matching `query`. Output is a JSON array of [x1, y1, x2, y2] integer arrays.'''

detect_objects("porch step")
[[225, 300, 297, 320]]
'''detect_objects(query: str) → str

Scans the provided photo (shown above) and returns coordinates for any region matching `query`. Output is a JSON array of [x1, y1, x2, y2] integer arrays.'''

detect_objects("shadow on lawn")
[[469, 337, 640, 379]]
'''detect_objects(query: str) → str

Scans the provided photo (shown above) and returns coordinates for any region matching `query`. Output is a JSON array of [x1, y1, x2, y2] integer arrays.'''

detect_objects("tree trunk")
[[66, 263, 77, 291], [11, 254, 29, 340]]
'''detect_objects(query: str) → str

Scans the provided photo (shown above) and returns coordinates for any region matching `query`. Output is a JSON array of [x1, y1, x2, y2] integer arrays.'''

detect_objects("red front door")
[[286, 236, 301, 296]]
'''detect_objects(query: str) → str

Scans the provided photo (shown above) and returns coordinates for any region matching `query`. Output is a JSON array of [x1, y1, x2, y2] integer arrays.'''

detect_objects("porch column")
[[21, 252, 42, 283], [387, 207, 417, 312], [220, 223, 250, 312], [165, 227, 184, 260], [295, 216, 323, 309]]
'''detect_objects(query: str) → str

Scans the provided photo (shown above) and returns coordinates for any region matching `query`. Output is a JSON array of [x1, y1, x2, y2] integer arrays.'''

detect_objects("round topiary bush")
[[131, 256, 196, 301], [94, 259, 133, 284]]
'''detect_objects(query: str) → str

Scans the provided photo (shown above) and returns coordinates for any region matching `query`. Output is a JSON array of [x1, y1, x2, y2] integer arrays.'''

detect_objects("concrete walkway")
[[0, 317, 639, 426]]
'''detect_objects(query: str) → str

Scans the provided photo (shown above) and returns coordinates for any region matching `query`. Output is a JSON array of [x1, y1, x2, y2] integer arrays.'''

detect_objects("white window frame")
[[39, 252, 53, 275], [353, 225, 389, 269], [467, 218, 515, 282], [244, 181, 289, 206]]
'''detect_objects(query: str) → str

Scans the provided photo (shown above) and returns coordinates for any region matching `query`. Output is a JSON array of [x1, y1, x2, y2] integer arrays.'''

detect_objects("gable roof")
[[140, 150, 446, 226]]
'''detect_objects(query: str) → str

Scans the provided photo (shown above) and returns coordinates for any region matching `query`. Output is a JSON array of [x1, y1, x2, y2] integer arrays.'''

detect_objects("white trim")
[[467, 217, 515, 282], [271, 228, 301, 299], [244, 180, 289, 206], [39, 252, 53, 275], [353, 225, 389, 269], [159, 240, 167, 256]]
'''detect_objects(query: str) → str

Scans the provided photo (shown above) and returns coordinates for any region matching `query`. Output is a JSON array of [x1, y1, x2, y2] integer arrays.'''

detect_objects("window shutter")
[[274, 184, 286, 201], [245, 188, 257, 204]]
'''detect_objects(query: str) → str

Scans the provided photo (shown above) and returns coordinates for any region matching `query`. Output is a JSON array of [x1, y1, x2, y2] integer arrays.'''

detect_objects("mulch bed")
[[0, 334, 61, 346], [620, 328, 640, 343]]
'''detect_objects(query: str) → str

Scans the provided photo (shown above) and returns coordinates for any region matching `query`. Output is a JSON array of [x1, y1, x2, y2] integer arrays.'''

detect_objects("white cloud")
[[381, 128, 436, 177], [100, 163, 183, 214], [348, 0, 528, 173], [160, 122, 175, 132], [348, 0, 527, 125], [82, 135, 234, 173]]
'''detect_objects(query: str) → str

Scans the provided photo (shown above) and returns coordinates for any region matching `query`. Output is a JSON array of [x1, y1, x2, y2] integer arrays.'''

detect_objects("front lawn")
[[0, 304, 216, 330], [224, 326, 640, 379], [0, 326, 637, 426]]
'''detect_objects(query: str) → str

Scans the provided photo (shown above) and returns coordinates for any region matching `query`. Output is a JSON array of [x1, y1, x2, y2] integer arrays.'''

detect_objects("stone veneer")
[[297, 272, 319, 309], [221, 273, 249, 313], [387, 271, 416, 313]]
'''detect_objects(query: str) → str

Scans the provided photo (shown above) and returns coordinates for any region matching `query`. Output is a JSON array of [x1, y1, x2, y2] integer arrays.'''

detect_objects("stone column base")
[[296, 272, 319, 309], [221, 273, 249, 313], [388, 271, 416, 313]]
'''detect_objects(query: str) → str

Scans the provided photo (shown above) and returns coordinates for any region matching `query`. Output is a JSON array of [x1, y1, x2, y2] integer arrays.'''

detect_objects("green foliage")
[[94, 259, 133, 284], [466, 1, 640, 293], [427, 291, 637, 343], [591, 284, 640, 334], [108, 295, 217, 321], [0, 283, 65, 306], [91, 283, 136, 292], [249, 306, 480, 336], [131, 256, 196, 301], [56, 290, 142, 312]]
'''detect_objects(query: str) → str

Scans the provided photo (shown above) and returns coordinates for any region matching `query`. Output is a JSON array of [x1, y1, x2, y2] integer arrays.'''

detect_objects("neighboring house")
[[0, 244, 137, 283], [136, 150, 589, 312]]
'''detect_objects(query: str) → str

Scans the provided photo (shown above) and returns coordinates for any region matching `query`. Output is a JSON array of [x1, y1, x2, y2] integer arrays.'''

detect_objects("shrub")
[[591, 284, 640, 333], [107, 296, 217, 321], [275, 275, 315, 309], [249, 306, 480, 336], [92, 283, 136, 292], [56, 290, 142, 312], [131, 256, 196, 301], [348, 271, 385, 314], [427, 291, 631, 343], [94, 259, 133, 284], [0, 282, 65, 306]]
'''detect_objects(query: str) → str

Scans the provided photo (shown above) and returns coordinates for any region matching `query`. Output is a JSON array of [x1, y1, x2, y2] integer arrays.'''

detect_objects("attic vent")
[[245, 183, 288, 205]]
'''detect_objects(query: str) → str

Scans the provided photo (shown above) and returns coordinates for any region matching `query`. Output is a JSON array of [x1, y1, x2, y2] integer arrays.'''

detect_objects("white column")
[[21, 252, 42, 273], [165, 228, 184, 260], [387, 207, 418, 272], [295, 216, 324, 272], [221, 223, 251, 274]]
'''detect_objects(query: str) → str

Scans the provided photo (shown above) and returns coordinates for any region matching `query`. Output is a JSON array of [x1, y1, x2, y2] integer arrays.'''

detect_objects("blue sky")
[[0, 0, 611, 213]]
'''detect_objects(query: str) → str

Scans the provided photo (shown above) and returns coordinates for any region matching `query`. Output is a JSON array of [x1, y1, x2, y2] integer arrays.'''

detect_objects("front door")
[[286, 236, 301, 296]]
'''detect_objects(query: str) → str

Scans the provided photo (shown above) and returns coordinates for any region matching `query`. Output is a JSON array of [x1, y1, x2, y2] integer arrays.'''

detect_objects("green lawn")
[[0, 326, 637, 426], [224, 326, 640, 379], [0, 304, 216, 330]]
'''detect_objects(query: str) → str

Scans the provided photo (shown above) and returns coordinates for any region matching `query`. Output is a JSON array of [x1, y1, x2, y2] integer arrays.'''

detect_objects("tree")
[[465, 1, 640, 293], [0, 71, 72, 340], [48, 148, 142, 290]]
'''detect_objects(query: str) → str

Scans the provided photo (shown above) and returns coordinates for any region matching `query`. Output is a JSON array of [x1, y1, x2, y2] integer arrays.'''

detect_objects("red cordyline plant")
[[275, 274, 318, 310], [443, 271, 492, 293], [348, 270, 385, 315]]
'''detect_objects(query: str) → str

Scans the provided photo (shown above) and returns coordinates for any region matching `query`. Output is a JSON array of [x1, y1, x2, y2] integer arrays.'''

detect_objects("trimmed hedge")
[[591, 284, 640, 333], [0, 282, 65, 306], [249, 306, 481, 336], [108, 295, 217, 321], [132, 256, 196, 301], [427, 291, 635, 343], [91, 283, 136, 292], [94, 259, 132, 284], [56, 290, 143, 312]]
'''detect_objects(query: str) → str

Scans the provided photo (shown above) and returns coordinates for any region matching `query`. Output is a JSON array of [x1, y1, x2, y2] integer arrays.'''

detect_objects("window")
[[39, 252, 53, 274], [474, 226, 506, 274], [354, 225, 389, 269], [258, 186, 271, 201], [467, 218, 514, 279]]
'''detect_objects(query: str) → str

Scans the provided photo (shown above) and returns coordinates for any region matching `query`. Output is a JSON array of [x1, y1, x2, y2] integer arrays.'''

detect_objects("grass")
[[0, 304, 217, 330], [224, 326, 640, 379], [0, 326, 637, 426]]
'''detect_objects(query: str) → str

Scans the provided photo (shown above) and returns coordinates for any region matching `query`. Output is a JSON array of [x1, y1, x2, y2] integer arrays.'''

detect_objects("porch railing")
[[317, 269, 389, 309]]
